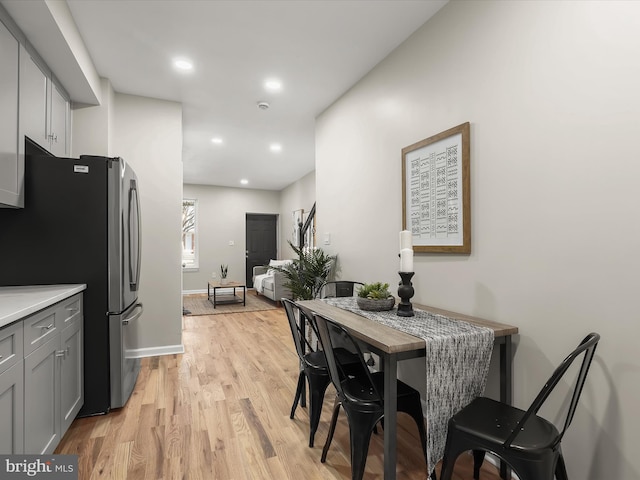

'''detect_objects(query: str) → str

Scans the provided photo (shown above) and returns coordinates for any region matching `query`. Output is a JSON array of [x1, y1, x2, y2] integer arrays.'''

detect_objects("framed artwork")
[[401, 122, 471, 253]]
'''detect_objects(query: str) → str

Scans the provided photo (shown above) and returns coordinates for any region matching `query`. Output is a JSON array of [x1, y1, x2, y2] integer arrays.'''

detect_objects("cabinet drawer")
[[23, 306, 58, 356], [0, 321, 24, 375], [57, 294, 82, 330]]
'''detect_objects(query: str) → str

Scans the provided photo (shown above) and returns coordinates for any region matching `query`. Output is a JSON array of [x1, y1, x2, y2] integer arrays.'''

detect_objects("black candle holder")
[[397, 271, 415, 317]]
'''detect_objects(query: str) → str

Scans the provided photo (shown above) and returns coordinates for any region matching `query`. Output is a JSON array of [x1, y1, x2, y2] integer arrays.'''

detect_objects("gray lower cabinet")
[[0, 292, 83, 455], [24, 333, 60, 454], [0, 317, 24, 454], [60, 318, 83, 435], [0, 361, 24, 454]]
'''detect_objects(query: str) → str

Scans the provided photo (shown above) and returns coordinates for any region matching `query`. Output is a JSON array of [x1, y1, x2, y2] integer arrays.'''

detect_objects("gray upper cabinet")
[[49, 81, 69, 157], [19, 44, 48, 150], [0, 18, 21, 208], [0, 10, 71, 208], [19, 44, 69, 158]]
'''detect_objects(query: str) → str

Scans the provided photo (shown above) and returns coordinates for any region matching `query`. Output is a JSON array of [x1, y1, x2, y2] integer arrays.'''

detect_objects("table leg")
[[383, 354, 398, 480], [213, 287, 217, 308], [499, 336, 513, 479], [242, 286, 246, 306]]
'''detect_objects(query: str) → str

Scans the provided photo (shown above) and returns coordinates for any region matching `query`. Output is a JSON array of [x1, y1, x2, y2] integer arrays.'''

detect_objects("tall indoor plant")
[[272, 241, 337, 300]]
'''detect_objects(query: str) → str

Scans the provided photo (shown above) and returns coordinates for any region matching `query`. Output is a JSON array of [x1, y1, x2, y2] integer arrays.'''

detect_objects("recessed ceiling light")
[[270, 143, 282, 152], [173, 58, 193, 71], [264, 79, 282, 92], [240, 179, 249, 185], [211, 137, 223, 144]]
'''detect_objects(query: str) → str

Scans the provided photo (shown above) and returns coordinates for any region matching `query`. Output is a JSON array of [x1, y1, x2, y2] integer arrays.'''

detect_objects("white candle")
[[400, 248, 414, 272], [399, 230, 412, 250]]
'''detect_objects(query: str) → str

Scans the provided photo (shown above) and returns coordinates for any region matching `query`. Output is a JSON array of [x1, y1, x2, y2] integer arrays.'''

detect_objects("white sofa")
[[252, 259, 293, 303]]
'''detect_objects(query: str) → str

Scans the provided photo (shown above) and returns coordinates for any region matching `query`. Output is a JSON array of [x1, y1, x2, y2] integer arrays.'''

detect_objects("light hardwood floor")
[[55, 300, 502, 480]]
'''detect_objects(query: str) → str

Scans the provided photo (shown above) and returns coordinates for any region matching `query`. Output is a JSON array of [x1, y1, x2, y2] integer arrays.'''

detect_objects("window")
[[182, 199, 198, 269]]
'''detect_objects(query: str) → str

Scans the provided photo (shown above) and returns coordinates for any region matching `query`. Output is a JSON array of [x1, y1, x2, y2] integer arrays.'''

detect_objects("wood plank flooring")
[[55, 301, 502, 480]]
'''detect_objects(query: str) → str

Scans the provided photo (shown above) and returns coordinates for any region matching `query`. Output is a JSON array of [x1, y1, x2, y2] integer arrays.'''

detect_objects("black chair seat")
[[452, 397, 560, 452], [440, 332, 600, 480], [342, 371, 420, 410]]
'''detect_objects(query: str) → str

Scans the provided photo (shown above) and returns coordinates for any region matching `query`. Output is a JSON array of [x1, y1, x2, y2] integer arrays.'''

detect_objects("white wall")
[[182, 184, 280, 292], [71, 78, 113, 157], [112, 93, 183, 354], [316, 1, 640, 478], [279, 170, 316, 257]]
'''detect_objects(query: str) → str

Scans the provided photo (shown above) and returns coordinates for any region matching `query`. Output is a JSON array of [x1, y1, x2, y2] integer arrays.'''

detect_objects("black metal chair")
[[318, 281, 364, 299], [282, 299, 361, 447], [439, 332, 600, 480], [313, 312, 428, 480]]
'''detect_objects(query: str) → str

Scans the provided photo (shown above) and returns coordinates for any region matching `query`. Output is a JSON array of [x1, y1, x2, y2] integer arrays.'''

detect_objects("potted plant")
[[356, 282, 395, 311], [220, 264, 228, 284], [271, 241, 337, 300]]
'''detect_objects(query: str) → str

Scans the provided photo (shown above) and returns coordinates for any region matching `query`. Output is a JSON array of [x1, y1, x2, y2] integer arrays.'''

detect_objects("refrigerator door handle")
[[122, 303, 143, 325], [128, 179, 141, 290]]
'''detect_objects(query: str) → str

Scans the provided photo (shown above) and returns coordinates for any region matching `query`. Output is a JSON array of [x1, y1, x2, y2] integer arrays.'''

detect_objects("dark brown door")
[[246, 214, 278, 286]]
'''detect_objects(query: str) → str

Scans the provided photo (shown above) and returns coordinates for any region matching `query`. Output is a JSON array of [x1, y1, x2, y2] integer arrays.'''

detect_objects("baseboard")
[[182, 289, 207, 295], [128, 344, 185, 358]]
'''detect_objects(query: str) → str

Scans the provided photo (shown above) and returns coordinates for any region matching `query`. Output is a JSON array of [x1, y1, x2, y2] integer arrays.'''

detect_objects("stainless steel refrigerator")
[[0, 138, 142, 416]]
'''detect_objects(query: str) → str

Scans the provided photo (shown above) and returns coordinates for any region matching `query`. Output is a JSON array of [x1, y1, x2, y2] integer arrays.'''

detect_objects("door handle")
[[123, 303, 144, 325]]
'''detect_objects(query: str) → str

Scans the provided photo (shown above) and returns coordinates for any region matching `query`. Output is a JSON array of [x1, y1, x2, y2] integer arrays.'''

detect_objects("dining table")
[[296, 298, 518, 480]]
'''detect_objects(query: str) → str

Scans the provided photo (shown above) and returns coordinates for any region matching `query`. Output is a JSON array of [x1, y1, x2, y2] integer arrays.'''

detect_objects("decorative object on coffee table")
[[356, 282, 395, 311], [220, 264, 228, 284]]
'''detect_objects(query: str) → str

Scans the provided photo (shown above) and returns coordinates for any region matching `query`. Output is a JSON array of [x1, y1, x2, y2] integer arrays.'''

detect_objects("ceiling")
[[6, 0, 447, 191]]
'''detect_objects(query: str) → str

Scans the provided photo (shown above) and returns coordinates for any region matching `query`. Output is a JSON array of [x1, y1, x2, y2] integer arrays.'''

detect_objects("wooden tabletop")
[[296, 299, 518, 355], [208, 281, 245, 288]]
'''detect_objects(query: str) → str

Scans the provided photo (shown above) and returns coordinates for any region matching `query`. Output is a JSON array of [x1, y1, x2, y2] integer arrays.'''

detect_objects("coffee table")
[[207, 281, 246, 308]]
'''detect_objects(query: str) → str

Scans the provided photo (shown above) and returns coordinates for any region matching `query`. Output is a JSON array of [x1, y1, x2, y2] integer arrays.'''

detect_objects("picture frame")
[[401, 122, 471, 253]]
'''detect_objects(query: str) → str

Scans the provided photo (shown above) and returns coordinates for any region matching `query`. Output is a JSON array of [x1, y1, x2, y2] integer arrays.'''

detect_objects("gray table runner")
[[323, 297, 494, 475]]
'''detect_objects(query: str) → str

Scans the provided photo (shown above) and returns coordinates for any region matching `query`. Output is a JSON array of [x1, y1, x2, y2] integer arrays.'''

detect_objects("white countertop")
[[0, 284, 87, 329]]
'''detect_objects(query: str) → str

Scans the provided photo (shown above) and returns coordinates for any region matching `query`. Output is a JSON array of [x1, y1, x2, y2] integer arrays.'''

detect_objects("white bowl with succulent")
[[356, 282, 395, 312]]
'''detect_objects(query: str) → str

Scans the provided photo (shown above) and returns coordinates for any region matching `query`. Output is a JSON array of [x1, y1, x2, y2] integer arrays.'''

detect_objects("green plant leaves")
[[271, 241, 337, 300], [358, 282, 391, 299]]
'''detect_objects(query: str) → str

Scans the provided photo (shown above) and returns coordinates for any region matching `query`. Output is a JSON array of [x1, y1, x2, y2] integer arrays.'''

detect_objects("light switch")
[[323, 233, 331, 245], [228, 240, 235, 246]]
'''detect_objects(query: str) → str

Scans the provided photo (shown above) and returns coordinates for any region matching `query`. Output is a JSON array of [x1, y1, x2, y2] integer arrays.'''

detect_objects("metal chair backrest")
[[504, 332, 600, 448], [313, 313, 382, 405], [282, 298, 317, 362], [319, 281, 365, 299]]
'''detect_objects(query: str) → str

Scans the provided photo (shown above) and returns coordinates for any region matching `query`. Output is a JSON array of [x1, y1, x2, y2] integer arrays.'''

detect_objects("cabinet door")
[[49, 81, 69, 157], [24, 335, 60, 454], [19, 44, 48, 151], [60, 319, 82, 435], [0, 360, 24, 454], [0, 19, 20, 207]]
